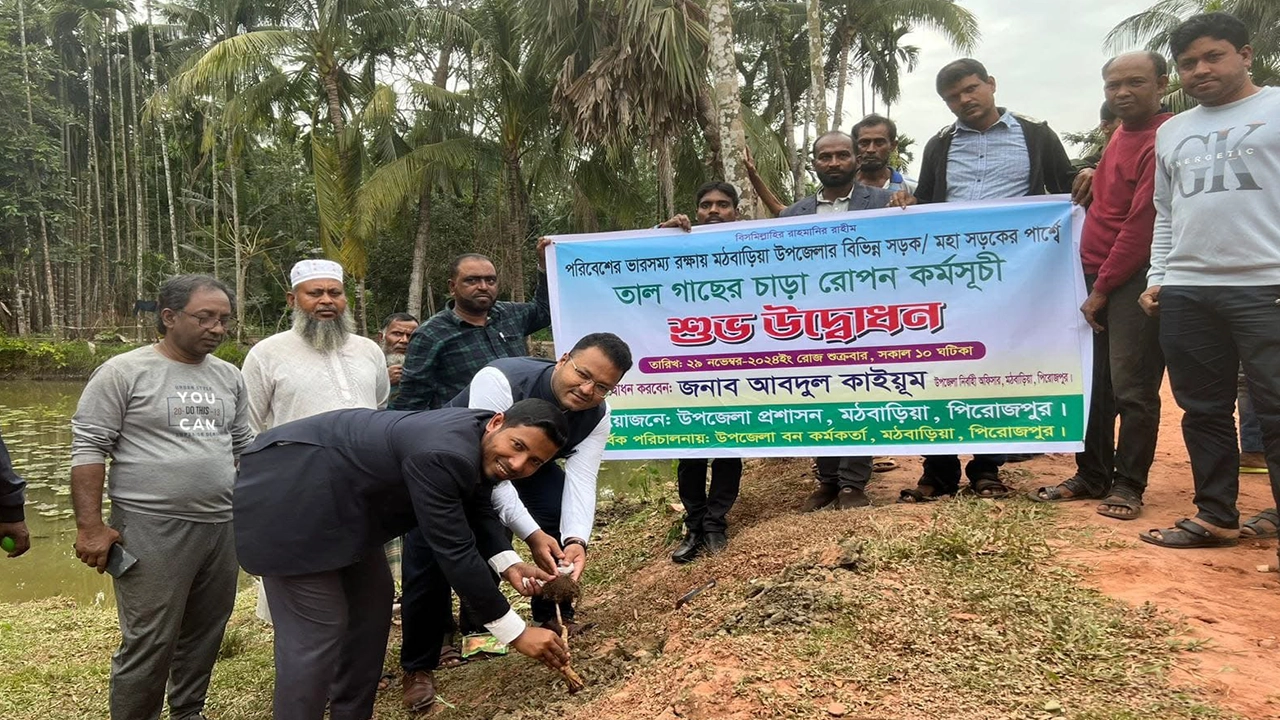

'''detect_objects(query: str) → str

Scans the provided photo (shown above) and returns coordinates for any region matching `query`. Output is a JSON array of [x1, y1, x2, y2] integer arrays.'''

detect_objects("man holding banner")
[[898, 58, 1081, 501], [779, 131, 891, 511], [659, 182, 749, 562]]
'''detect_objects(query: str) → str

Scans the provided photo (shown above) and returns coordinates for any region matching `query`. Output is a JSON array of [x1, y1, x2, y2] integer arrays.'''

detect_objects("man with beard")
[[378, 312, 420, 392], [779, 133, 894, 512], [376, 312, 419, 592], [851, 114, 916, 194], [242, 259, 390, 431], [657, 183, 747, 561], [398, 333, 630, 710], [392, 240, 552, 412], [242, 259, 389, 621], [234, 399, 570, 720]]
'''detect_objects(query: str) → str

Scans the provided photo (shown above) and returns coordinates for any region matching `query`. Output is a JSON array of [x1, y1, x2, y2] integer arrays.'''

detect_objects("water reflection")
[[0, 380, 674, 605], [0, 380, 113, 604]]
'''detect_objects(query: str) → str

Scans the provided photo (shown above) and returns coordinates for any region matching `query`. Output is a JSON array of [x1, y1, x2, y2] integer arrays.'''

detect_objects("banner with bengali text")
[[547, 197, 1091, 458]]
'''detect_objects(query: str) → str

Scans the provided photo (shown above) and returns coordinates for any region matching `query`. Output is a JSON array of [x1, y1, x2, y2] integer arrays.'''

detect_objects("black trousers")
[[400, 464, 573, 673], [920, 454, 1006, 492], [1159, 285, 1280, 528], [677, 458, 742, 534], [1075, 272, 1165, 497]]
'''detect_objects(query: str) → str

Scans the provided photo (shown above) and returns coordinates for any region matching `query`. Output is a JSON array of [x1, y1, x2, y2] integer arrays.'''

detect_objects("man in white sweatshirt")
[[1139, 12, 1280, 549]]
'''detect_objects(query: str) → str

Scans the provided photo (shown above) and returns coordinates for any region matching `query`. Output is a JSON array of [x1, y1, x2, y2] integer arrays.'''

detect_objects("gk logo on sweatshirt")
[[1171, 122, 1266, 196]]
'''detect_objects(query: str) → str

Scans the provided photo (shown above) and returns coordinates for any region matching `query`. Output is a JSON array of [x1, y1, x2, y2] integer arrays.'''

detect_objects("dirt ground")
[[559, 381, 1280, 720]]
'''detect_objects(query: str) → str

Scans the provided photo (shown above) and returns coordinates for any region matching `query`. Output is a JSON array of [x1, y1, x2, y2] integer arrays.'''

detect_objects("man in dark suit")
[[778, 131, 897, 511], [235, 399, 571, 720]]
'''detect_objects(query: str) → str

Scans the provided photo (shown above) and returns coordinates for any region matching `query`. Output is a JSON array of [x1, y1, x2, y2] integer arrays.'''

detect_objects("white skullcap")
[[290, 259, 344, 287]]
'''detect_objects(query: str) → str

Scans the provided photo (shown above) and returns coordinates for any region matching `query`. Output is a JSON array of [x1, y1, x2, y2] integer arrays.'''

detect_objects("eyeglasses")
[[179, 310, 236, 331], [568, 356, 613, 397]]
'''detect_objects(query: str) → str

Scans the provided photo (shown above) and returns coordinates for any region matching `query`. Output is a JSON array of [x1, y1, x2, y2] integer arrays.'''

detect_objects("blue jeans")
[[1238, 367, 1264, 453], [1160, 286, 1280, 528]]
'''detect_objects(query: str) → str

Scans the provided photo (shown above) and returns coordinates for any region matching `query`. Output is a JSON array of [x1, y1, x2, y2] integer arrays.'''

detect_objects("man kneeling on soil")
[[234, 398, 570, 720]]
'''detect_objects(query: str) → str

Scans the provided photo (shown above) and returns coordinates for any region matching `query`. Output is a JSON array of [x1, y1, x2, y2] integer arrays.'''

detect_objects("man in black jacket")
[[898, 58, 1082, 501], [234, 399, 570, 720]]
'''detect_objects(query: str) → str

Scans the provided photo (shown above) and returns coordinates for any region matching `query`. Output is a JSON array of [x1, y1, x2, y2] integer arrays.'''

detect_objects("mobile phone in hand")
[[105, 543, 138, 578]]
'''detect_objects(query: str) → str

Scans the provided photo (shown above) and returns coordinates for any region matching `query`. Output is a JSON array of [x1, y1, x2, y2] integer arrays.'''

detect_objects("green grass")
[[0, 489, 1236, 720]]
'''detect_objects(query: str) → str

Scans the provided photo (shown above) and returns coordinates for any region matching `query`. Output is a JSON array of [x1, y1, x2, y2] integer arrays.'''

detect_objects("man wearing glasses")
[[69, 274, 255, 719], [397, 332, 631, 711]]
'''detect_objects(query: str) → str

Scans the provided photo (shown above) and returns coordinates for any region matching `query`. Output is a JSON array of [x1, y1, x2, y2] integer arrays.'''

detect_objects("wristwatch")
[[563, 537, 588, 552]]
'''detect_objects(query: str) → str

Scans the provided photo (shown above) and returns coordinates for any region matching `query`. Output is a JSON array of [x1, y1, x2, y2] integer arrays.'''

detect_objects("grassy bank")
[[0, 462, 1232, 720], [0, 335, 249, 378]]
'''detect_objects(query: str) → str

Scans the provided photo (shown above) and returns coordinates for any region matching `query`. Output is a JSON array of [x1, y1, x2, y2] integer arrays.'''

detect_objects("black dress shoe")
[[702, 531, 728, 555], [671, 531, 702, 563]]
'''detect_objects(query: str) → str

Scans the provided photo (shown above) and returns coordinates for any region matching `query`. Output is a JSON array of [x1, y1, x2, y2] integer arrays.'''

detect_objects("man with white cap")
[[241, 259, 390, 620]]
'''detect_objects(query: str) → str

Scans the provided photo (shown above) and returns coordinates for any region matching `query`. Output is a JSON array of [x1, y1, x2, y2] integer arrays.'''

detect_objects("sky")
[[831, 0, 1159, 176]]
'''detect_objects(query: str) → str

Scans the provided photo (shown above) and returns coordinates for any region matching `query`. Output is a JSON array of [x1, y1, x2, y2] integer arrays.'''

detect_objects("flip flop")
[[1241, 508, 1279, 539], [437, 644, 467, 669], [1140, 518, 1238, 549], [965, 475, 1012, 499], [872, 458, 898, 473], [1027, 477, 1101, 503]]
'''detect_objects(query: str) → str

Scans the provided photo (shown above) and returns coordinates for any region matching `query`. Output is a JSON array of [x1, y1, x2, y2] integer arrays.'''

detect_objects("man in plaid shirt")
[[390, 238, 552, 412]]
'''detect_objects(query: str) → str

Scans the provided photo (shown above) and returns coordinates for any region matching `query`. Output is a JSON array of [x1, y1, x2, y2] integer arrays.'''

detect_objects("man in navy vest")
[[398, 332, 631, 711]]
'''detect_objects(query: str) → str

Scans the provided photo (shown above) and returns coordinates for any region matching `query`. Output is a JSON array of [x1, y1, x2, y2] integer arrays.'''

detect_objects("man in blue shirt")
[[900, 59, 1080, 501]]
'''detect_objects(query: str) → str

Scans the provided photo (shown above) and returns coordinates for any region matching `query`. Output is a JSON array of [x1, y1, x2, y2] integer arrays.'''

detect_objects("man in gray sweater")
[[71, 274, 254, 720], [1138, 12, 1280, 550]]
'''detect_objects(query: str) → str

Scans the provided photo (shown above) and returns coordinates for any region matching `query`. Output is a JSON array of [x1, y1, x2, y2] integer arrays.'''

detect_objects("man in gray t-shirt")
[[1138, 13, 1280, 551], [71, 274, 253, 720]]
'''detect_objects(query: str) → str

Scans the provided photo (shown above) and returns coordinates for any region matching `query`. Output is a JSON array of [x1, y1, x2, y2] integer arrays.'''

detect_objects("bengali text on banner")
[[547, 197, 1092, 459]]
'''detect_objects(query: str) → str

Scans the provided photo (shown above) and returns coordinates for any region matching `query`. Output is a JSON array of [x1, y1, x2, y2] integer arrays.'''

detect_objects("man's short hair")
[[1100, 101, 1118, 123], [1170, 12, 1250, 59], [381, 312, 418, 330], [1101, 51, 1169, 78], [811, 130, 854, 156], [570, 332, 633, 375], [501, 398, 570, 448], [449, 253, 494, 280], [935, 58, 990, 94], [851, 114, 898, 143], [695, 181, 739, 207], [156, 274, 234, 335]]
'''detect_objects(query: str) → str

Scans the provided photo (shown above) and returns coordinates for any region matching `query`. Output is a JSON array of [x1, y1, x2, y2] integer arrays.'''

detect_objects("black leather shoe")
[[836, 487, 871, 509], [802, 484, 840, 512], [671, 532, 702, 563], [702, 531, 728, 555]]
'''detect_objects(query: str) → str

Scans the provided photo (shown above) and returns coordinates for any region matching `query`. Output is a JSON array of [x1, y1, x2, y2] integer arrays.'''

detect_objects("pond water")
[[0, 380, 671, 605]]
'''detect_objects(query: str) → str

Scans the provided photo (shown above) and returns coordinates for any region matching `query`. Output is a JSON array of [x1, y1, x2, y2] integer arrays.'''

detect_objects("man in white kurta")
[[242, 259, 390, 620]]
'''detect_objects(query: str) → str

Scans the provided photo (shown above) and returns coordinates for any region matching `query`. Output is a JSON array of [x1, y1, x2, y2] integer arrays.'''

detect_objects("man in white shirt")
[[241, 259, 390, 621], [397, 332, 630, 711]]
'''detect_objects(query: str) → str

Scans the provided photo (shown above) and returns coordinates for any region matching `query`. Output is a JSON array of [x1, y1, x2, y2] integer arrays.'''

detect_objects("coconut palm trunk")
[[147, 0, 180, 270]]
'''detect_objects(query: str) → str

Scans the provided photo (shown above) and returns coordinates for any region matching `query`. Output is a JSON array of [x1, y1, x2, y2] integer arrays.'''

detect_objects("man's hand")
[[74, 522, 121, 573], [1080, 289, 1108, 332], [501, 561, 555, 597], [1139, 285, 1161, 317], [387, 364, 403, 386], [888, 190, 916, 209], [510, 627, 570, 669], [1071, 168, 1095, 207], [0, 521, 31, 558], [562, 541, 587, 582], [536, 236, 552, 272], [524, 530, 564, 574], [744, 146, 760, 177], [657, 214, 692, 232]]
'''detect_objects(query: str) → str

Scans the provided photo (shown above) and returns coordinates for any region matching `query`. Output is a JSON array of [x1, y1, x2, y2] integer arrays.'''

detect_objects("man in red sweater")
[[1029, 51, 1172, 519]]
